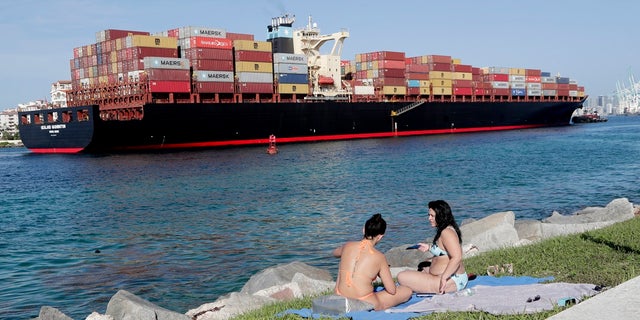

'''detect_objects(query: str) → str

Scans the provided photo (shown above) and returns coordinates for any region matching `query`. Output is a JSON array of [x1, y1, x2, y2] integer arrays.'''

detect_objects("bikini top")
[[429, 242, 448, 256]]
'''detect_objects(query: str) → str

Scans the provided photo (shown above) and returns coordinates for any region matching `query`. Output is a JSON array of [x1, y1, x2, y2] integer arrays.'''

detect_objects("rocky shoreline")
[[34, 198, 639, 320]]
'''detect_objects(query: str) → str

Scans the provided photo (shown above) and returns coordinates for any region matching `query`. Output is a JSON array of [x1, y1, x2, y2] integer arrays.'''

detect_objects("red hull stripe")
[[119, 124, 543, 151], [30, 148, 85, 154]]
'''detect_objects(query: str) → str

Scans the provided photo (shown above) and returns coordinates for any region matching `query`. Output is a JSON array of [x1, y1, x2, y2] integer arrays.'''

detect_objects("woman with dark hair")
[[397, 200, 468, 294], [333, 213, 412, 310]]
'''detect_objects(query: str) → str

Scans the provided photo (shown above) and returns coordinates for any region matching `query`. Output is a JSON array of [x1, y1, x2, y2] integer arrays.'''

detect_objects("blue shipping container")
[[511, 88, 526, 96], [277, 73, 308, 84]]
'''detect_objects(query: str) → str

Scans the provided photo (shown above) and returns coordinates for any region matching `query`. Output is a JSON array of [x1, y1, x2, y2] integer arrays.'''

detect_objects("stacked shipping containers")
[[168, 26, 236, 94], [273, 53, 309, 94], [234, 40, 274, 93], [354, 51, 407, 96]]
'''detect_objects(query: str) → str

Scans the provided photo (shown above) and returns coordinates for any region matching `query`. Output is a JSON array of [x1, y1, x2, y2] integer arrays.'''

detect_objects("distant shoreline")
[[0, 140, 23, 148]]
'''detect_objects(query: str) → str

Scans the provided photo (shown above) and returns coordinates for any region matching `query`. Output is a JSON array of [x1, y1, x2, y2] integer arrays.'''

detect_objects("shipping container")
[[408, 87, 430, 95], [543, 89, 557, 96], [486, 66, 510, 74], [96, 29, 150, 42], [273, 53, 308, 64], [509, 75, 526, 82], [527, 89, 542, 96], [354, 85, 375, 95], [237, 82, 273, 93], [188, 37, 233, 49], [125, 35, 177, 49], [427, 55, 451, 64], [429, 71, 453, 79], [190, 59, 234, 71], [432, 86, 453, 95], [194, 70, 234, 82], [195, 82, 235, 93], [490, 81, 509, 89], [454, 87, 473, 95], [511, 82, 526, 89], [233, 40, 272, 52], [453, 72, 472, 80], [178, 26, 226, 39], [274, 63, 308, 74], [277, 83, 309, 94], [381, 86, 407, 95], [148, 81, 190, 93], [234, 50, 273, 62], [225, 32, 254, 41], [235, 61, 273, 73], [276, 73, 308, 84], [143, 57, 190, 70], [146, 69, 190, 81], [237, 72, 274, 83], [182, 48, 233, 60], [511, 88, 526, 96], [406, 72, 429, 80]]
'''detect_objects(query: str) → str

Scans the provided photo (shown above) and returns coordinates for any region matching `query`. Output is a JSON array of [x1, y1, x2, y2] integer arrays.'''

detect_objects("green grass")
[[231, 216, 640, 320]]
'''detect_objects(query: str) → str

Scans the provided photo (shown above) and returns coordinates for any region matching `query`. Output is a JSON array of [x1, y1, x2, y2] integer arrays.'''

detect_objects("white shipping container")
[[274, 63, 308, 74], [273, 53, 308, 64], [569, 90, 578, 97], [354, 85, 375, 95], [527, 83, 542, 90], [236, 72, 273, 83], [527, 89, 542, 96], [509, 75, 526, 82], [195, 70, 234, 82], [487, 66, 510, 74], [143, 57, 190, 70], [179, 26, 226, 39], [543, 90, 557, 96], [541, 76, 556, 83], [491, 81, 509, 89], [510, 82, 526, 89]]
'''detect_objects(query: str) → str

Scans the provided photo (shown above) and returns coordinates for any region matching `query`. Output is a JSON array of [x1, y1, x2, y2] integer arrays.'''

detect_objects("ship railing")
[[391, 99, 426, 117]]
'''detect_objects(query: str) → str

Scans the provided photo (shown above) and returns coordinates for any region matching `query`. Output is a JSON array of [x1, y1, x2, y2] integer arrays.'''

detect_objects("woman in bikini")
[[397, 200, 468, 294], [333, 213, 412, 310]]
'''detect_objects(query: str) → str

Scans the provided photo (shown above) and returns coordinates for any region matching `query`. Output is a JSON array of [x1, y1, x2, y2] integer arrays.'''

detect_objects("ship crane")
[[292, 16, 350, 100]]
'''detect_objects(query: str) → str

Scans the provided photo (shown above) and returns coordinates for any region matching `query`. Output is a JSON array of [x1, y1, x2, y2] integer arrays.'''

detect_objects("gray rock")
[[542, 198, 634, 224], [240, 261, 332, 295], [515, 219, 542, 241], [385, 243, 432, 268], [35, 306, 73, 320], [105, 290, 189, 320], [312, 294, 373, 315], [460, 211, 520, 252]]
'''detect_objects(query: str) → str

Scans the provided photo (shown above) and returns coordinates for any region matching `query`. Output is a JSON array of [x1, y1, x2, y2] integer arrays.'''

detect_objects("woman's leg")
[[397, 270, 443, 293], [373, 285, 413, 310]]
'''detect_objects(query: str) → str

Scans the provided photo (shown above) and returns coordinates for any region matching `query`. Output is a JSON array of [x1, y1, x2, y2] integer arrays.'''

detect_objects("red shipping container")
[[406, 64, 430, 73], [428, 63, 452, 72], [557, 89, 570, 96], [406, 72, 429, 80], [148, 81, 191, 93], [369, 51, 405, 61], [454, 87, 473, 95], [453, 80, 473, 87], [485, 74, 509, 82], [526, 76, 541, 83], [146, 69, 190, 81], [226, 32, 254, 41], [235, 50, 273, 62], [377, 59, 405, 69], [474, 88, 486, 95], [375, 68, 405, 78], [427, 55, 451, 64], [131, 47, 178, 59], [103, 29, 149, 40], [491, 88, 510, 95], [195, 82, 235, 93], [452, 64, 473, 73], [542, 83, 558, 89], [569, 84, 578, 90], [373, 77, 405, 86], [525, 69, 541, 76], [183, 48, 232, 60], [472, 67, 482, 75], [237, 82, 273, 93], [191, 59, 234, 71], [190, 37, 233, 49]]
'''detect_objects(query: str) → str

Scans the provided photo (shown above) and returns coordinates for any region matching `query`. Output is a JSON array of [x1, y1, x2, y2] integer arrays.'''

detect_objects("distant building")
[[51, 80, 72, 107], [0, 108, 18, 132]]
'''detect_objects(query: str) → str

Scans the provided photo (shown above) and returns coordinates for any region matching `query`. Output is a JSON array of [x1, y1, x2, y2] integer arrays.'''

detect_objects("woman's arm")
[[378, 258, 397, 295], [332, 243, 345, 258]]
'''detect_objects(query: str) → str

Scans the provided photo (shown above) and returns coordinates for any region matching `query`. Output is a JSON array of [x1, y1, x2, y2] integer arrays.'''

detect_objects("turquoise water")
[[1, 116, 639, 319]]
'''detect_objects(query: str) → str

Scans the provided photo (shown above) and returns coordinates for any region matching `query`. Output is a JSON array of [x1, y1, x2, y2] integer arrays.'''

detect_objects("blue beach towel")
[[278, 276, 555, 319]]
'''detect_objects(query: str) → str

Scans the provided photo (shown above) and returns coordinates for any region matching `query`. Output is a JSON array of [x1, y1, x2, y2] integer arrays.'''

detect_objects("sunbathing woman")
[[333, 213, 412, 310], [397, 200, 468, 294]]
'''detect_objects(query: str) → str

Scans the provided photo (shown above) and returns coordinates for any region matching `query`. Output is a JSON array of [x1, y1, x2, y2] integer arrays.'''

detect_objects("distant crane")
[[615, 72, 640, 114]]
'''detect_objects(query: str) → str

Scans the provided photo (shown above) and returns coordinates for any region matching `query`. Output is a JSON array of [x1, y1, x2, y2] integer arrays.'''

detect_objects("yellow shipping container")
[[126, 35, 177, 49], [578, 91, 585, 97], [278, 84, 309, 94], [429, 71, 453, 80], [355, 53, 363, 63], [452, 58, 462, 65], [509, 68, 526, 75], [432, 86, 453, 95], [431, 79, 452, 87], [110, 51, 118, 63], [415, 87, 430, 95], [98, 76, 109, 84], [419, 80, 431, 88], [453, 72, 472, 80], [235, 61, 273, 73], [116, 38, 123, 51], [382, 86, 407, 95], [233, 40, 272, 52]]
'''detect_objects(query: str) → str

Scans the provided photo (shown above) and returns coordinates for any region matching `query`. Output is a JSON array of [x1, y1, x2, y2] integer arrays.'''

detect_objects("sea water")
[[1, 116, 639, 319]]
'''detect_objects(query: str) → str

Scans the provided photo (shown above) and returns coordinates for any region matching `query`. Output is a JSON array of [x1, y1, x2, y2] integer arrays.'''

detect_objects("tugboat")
[[572, 111, 608, 123]]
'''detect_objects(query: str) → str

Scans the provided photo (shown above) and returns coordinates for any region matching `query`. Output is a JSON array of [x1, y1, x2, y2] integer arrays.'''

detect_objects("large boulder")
[[105, 290, 189, 320], [241, 261, 333, 298], [540, 198, 635, 238], [460, 211, 520, 252]]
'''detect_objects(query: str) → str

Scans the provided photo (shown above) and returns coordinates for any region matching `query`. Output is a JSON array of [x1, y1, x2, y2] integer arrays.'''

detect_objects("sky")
[[1, 0, 638, 110]]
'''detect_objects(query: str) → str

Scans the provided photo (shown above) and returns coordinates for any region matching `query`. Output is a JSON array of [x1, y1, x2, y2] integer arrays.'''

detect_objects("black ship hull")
[[18, 99, 584, 153]]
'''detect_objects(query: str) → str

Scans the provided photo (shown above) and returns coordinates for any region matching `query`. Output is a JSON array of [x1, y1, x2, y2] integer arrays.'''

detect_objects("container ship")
[[18, 14, 586, 154]]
